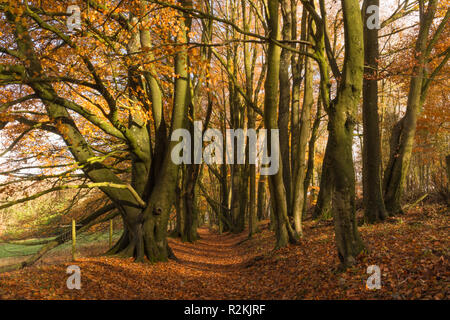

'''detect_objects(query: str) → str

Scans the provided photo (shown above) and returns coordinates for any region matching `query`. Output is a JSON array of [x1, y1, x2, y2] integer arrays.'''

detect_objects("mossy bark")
[[383, 0, 439, 215], [265, 0, 299, 248], [325, 0, 366, 269], [4, 1, 193, 264]]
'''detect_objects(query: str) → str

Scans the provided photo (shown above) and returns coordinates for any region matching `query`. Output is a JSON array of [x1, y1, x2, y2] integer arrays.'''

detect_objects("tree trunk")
[[326, 0, 366, 269], [362, 0, 388, 223], [302, 97, 322, 218], [257, 175, 267, 220], [278, 0, 293, 217], [242, 0, 259, 238], [292, 34, 313, 236], [446, 155, 450, 186], [383, 0, 439, 215], [265, 0, 299, 248], [313, 142, 332, 219], [182, 163, 200, 242], [174, 171, 185, 238], [132, 2, 192, 261]]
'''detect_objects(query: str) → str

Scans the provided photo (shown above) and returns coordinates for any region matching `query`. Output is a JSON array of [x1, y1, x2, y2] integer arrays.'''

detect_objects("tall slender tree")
[[362, 0, 388, 223]]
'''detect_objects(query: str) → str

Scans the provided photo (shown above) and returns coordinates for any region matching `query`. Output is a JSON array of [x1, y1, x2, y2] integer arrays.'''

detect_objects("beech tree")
[[383, 0, 449, 214], [0, 0, 194, 263], [362, 0, 388, 223], [1, 0, 447, 273]]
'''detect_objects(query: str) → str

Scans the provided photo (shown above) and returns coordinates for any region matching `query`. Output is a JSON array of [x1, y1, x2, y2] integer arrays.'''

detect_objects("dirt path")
[[170, 228, 250, 273]]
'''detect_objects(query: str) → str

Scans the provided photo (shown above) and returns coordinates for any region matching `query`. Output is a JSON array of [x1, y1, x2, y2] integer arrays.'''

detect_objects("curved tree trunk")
[[110, 1, 193, 261], [383, 0, 439, 215]]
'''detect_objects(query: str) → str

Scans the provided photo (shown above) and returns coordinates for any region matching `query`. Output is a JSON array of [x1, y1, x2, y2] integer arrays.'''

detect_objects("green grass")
[[0, 230, 122, 259], [0, 242, 44, 258]]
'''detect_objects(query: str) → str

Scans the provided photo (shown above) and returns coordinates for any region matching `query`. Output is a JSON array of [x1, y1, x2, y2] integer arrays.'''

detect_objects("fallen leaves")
[[0, 204, 448, 300]]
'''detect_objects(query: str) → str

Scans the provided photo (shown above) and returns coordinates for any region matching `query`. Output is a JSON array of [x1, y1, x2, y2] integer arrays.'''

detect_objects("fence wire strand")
[[0, 221, 123, 263]]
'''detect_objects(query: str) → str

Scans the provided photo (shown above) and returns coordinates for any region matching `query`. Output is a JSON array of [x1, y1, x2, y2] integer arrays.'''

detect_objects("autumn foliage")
[[0, 0, 448, 300]]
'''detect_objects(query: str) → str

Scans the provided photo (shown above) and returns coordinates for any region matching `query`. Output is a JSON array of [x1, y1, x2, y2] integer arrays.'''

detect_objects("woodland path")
[[1, 207, 448, 300], [170, 227, 252, 273], [1, 227, 280, 299]]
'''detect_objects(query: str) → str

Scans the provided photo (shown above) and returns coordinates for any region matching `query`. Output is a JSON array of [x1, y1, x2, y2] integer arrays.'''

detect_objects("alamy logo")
[[171, 121, 280, 175], [366, 5, 380, 30], [366, 265, 381, 290], [66, 5, 81, 32], [66, 265, 81, 290]]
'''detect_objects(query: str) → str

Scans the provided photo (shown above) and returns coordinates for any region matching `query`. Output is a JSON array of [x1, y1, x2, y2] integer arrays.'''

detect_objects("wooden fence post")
[[109, 219, 113, 248], [72, 219, 76, 261]]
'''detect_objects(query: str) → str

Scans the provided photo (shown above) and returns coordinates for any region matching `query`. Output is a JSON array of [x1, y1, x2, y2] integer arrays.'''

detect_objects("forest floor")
[[0, 204, 448, 299]]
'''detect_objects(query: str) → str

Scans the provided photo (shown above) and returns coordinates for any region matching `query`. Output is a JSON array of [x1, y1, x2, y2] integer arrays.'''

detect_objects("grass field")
[[0, 231, 122, 268]]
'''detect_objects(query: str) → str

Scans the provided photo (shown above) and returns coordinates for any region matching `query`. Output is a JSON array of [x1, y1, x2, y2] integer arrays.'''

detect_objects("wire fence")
[[0, 221, 123, 269]]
